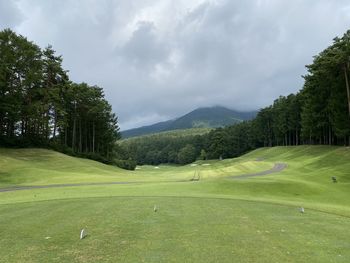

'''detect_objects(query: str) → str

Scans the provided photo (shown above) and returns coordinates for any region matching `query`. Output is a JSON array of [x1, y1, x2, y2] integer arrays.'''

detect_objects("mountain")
[[121, 106, 257, 139], [120, 120, 174, 139]]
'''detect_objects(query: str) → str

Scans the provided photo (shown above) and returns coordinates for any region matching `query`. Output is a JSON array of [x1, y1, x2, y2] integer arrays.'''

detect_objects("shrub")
[[113, 159, 137, 170]]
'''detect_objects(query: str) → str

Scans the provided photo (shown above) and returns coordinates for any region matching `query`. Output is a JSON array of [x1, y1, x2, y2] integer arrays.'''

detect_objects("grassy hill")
[[0, 148, 134, 186], [1, 146, 350, 262], [121, 106, 257, 138], [120, 127, 212, 143]]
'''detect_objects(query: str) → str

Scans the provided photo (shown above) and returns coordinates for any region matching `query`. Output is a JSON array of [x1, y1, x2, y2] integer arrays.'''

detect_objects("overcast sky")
[[1, 0, 350, 130]]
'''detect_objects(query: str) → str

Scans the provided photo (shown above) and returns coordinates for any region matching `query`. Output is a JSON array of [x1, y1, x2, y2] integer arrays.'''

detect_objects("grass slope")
[[120, 127, 212, 143], [0, 146, 350, 262], [0, 148, 136, 186]]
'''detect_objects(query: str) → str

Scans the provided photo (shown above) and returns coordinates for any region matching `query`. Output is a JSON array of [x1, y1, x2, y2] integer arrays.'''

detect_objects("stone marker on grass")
[[299, 207, 305, 213], [80, 228, 87, 240], [154, 205, 158, 212]]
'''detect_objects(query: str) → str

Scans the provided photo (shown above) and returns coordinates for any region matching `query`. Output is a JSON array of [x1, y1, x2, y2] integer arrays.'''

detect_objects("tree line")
[[0, 29, 126, 166], [120, 29, 350, 165], [119, 130, 205, 165]]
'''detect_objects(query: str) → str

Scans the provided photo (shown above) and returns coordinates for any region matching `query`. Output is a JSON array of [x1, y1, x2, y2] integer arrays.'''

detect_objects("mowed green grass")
[[0, 146, 350, 262], [1, 197, 349, 263]]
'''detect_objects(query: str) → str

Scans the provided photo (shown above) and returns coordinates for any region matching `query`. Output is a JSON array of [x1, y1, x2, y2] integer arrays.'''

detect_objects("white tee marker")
[[154, 205, 158, 212], [80, 228, 87, 240], [300, 207, 305, 213]]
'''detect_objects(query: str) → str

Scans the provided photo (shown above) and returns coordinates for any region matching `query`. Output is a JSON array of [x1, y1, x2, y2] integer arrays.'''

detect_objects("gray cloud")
[[120, 21, 170, 68], [0, 0, 24, 28], [1, 0, 350, 129]]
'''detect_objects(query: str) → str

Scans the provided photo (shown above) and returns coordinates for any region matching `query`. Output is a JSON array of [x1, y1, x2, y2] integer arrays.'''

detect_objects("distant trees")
[[0, 29, 120, 163], [178, 144, 197, 164], [203, 122, 255, 159], [120, 131, 204, 165]]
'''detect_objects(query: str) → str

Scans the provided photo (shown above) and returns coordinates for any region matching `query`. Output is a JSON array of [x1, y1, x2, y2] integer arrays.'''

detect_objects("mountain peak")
[[121, 106, 257, 139]]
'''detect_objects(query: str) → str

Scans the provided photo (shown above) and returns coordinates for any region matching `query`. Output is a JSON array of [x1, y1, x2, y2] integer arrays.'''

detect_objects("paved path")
[[0, 162, 287, 192], [230, 163, 287, 179]]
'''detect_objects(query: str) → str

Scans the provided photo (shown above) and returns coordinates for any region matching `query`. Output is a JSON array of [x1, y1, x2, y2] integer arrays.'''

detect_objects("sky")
[[1, 0, 350, 130]]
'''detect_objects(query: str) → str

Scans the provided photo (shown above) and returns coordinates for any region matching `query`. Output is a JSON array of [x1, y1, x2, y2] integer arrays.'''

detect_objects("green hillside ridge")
[[1, 146, 350, 262], [120, 128, 212, 143], [121, 106, 257, 138]]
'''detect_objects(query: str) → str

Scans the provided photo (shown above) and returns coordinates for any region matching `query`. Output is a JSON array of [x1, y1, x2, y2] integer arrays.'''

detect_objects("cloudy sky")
[[1, 0, 350, 130]]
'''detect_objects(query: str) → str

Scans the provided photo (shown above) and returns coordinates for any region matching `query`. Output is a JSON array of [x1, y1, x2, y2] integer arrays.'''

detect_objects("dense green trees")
[[120, 130, 204, 165], [0, 29, 120, 162], [178, 144, 197, 164], [301, 31, 350, 145]]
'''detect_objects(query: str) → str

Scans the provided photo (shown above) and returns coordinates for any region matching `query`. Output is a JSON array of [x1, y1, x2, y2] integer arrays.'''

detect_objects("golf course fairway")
[[0, 146, 349, 262]]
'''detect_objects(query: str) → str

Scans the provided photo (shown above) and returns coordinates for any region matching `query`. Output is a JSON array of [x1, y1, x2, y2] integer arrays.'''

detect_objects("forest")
[[0, 29, 125, 166], [121, 30, 350, 165]]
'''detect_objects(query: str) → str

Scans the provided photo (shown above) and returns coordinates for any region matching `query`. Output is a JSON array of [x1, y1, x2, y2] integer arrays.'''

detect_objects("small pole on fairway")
[[80, 228, 86, 240]]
